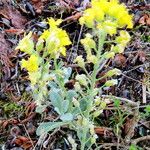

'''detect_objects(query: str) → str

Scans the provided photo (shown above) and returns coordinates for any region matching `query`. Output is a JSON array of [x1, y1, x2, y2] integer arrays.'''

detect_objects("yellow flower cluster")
[[15, 32, 34, 55], [80, 34, 98, 64], [113, 30, 131, 53], [21, 54, 41, 85], [21, 54, 40, 72], [40, 18, 71, 57], [79, 0, 133, 33], [97, 20, 118, 36], [80, 34, 96, 53], [116, 30, 131, 46]]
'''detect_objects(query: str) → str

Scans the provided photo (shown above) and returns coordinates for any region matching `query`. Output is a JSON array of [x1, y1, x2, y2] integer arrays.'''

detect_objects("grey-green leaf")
[[49, 89, 63, 114], [66, 90, 77, 101], [36, 105, 47, 113], [62, 100, 69, 113], [36, 122, 68, 136], [60, 113, 73, 121]]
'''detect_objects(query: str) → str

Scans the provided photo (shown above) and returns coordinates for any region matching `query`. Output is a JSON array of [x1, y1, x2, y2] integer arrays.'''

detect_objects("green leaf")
[[145, 105, 150, 113], [36, 122, 68, 136], [48, 81, 58, 89], [66, 90, 78, 112], [49, 89, 63, 114], [62, 100, 69, 113], [144, 105, 150, 117], [60, 113, 73, 121], [66, 90, 78, 105], [62, 67, 72, 83], [114, 99, 120, 108], [129, 144, 138, 150], [80, 98, 88, 112]]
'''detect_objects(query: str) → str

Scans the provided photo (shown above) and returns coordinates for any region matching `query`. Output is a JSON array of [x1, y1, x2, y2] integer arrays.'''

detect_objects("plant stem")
[[91, 29, 106, 90], [80, 30, 107, 149]]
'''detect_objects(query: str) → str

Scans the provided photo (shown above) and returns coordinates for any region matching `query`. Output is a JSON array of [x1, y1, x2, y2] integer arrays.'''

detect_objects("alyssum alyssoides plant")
[[16, 0, 133, 149]]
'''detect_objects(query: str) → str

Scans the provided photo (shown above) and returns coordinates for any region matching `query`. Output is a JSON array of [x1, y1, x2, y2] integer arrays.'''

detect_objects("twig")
[[131, 136, 150, 145], [123, 63, 149, 74], [96, 143, 129, 150], [22, 123, 34, 149], [121, 73, 144, 85], [76, 24, 84, 52], [142, 83, 147, 104]]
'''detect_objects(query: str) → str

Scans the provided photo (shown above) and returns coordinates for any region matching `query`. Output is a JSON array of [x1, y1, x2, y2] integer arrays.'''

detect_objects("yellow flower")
[[29, 72, 41, 85], [99, 20, 118, 35], [82, 0, 133, 29], [21, 54, 40, 72], [40, 24, 71, 57], [117, 13, 133, 28], [59, 47, 66, 56], [46, 28, 71, 57], [107, 3, 126, 18], [93, 8, 104, 22], [115, 30, 131, 46], [39, 30, 50, 40], [48, 18, 62, 28], [92, 0, 109, 13], [15, 32, 34, 55], [87, 54, 98, 64], [80, 34, 96, 53], [79, 8, 95, 28], [57, 29, 72, 47], [112, 44, 125, 53], [107, 2, 133, 28], [74, 55, 85, 68], [79, 4, 104, 28]]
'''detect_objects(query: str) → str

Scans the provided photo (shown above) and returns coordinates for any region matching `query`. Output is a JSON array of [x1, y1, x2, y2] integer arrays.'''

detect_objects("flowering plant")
[[16, 18, 71, 106], [16, 0, 133, 149]]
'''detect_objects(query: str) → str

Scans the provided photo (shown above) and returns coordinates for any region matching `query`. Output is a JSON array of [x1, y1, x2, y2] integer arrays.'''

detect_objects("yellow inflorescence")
[[15, 32, 34, 55], [116, 30, 131, 46], [40, 18, 71, 57], [79, 0, 133, 31], [21, 54, 39, 72]]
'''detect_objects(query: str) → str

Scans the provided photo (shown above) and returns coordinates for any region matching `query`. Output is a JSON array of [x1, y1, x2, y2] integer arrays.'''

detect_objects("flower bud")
[[36, 39, 44, 51], [100, 101, 106, 109], [75, 74, 88, 87], [93, 110, 103, 117], [87, 55, 98, 64], [76, 115, 82, 125], [72, 97, 80, 107], [105, 79, 118, 87], [89, 124, 95, 135], [105, 68, 121, 77], [104, 52, 115, 59], [115, 30, 131, 46], [94, 96, 101, 106], [112, 44, 125, 53], [74, 82, 81, 91], [82, 118, 88, 126], [74, 55, 85, 68]]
